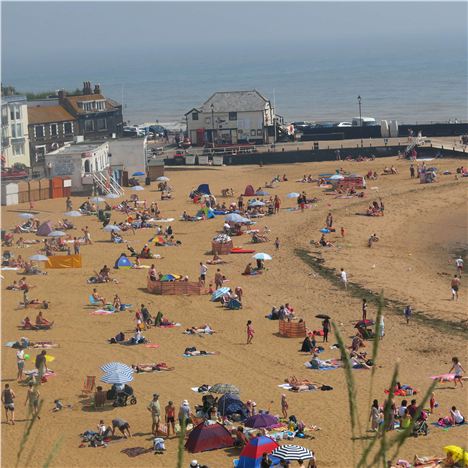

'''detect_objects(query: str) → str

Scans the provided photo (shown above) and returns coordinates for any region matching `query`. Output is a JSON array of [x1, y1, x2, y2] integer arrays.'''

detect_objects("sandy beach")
[[1, 156, 467, 467]]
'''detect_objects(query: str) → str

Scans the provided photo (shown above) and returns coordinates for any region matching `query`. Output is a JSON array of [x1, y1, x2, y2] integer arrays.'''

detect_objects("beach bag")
[[153, 437, 165, 451]]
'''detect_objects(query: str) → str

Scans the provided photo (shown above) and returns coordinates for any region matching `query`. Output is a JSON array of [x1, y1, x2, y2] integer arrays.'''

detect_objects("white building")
[[44, 141, 110, 194], [1, 95, 31, 167], [185, 90, 275, 146]]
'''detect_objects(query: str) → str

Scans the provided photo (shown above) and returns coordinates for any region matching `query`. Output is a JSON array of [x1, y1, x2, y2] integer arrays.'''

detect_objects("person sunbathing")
[[91, 288, 106, 306], [18, 277, 34, 290], [36, 311, 52, 326], [351, 335, 365, 352], [185, 324, 214, 334], [158, 316, 176, 327], [6, 281, 20, 290], [184, 348, 217, 356], [207, 254, 225, 265], [319, 234, 334, 247], [131, 363, 174, 373]]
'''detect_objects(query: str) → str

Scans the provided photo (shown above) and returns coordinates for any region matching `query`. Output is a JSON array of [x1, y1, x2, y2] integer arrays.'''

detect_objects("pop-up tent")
[[36, 221, 53, 236], [244, 185, 255, 196], [185, 422, 233, 453], [196, 207, 215, 219], [238, 436, 279, 467], [217, 393, 248, 420], [114, 254, 133, 269], [196, 184, 211, 195]]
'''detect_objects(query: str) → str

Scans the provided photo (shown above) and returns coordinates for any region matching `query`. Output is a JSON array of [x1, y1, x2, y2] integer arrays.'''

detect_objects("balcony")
[[2, 137, 10, 148]]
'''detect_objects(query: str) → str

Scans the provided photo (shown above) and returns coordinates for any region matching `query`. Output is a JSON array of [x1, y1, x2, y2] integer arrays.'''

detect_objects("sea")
[[4, 43, 467, 130]]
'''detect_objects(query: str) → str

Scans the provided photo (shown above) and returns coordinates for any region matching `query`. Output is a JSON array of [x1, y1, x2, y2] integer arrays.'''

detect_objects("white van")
[[352, 117, 377, 127]]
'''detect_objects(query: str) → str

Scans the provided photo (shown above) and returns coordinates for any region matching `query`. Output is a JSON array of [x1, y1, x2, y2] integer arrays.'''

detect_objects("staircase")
[[404, 136, 427, 156], [92, 171, 124, 196]]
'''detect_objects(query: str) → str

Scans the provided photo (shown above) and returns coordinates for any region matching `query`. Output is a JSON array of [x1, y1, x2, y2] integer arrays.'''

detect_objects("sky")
[[2, 1, 467, 80]]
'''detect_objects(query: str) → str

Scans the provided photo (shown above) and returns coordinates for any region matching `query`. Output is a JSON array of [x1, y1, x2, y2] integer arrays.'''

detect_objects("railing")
[[91, 171, 124, 196]]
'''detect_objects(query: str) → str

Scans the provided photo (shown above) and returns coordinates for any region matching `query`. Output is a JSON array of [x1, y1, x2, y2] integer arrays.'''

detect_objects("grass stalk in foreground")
[[177, 417, 187, 468]]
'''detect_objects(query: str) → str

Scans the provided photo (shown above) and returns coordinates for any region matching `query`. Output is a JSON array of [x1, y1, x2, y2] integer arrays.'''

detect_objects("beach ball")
[[24, 354, 30, 360]]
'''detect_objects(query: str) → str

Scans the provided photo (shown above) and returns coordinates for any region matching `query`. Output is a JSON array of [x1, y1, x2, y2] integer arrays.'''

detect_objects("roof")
[[28, 105, 75, 125], [64, 94, 120, 114], [200, 90, 270, 113], [2, 95, 27, 104]]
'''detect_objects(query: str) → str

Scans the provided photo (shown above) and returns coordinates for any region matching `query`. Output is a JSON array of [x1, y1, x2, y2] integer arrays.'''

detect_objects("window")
[[84, 120, 94, 132], [84, 160, 91, 173], [12, 123, 23, 138], [13, 143, 24, 156], [257, 129, 262, 136], [96, 118, 107, 131], [64, 122, 73, 134], [250, 129, 256, 136], [192, 112, 198, 121], [50, 124, 58, 136], [35, 125, 45, 138], [205, 117, 211, 124], [229, 112, 237, 121], [10, 104, 21, 121], [96, 101, 105, 111]]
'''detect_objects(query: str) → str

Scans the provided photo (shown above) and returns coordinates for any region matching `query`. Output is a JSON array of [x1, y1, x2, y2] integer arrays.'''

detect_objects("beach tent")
[[217, 393, 249, 419], [238, 436, 279, 468], [244, 413, 278, 429], [114, 254, 133, 269], [185, 422, 233, 453], [36, 221, 53, 236], [196, 184, 211, 195], [244, 185, 255, 196], [196, 207, 215, 219]]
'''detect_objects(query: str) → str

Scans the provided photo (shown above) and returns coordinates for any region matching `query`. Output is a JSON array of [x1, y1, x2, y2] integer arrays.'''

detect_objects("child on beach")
[[281, 394, 288, 419], [404, 305, 412, 324], [449, 357, 465, 388], [451, 275, 461, 300], [246, 320, 254, 344], [274, 237, 280, 250]]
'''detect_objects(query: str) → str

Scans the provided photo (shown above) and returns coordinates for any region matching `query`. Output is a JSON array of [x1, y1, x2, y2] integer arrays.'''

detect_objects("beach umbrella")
[[18, 213, 35, 219], [100, 371, 134, 385], [130, 186, 144, 191], [106, 193, 120, 199], [103, 224, 121, 232], [29, 254, 49, 262], [244, 413, 278, 429], [132, 171, 145, 176], [271, 445, 314, 461], [238, 436, 279, 467], [156, 176, 170, 182], [252, 253, 272, 261], [315, 314, 331, 320], [90, 197, 105, 203], [210, 383, 240, 395], [48, 230, 66, 237], [319, 228, 330, 234], [100, 362, 134, 374], [64, 210, 82, 217], [287, 192, 300, 199], [355, 319, 374, 328], [211, 287, 230, 302], [249, 200, 265, 207], [330, 174, 344, 180], [225, 213, 245, 223], [443, 446, 468, 465], [255, 190, 269, 196]]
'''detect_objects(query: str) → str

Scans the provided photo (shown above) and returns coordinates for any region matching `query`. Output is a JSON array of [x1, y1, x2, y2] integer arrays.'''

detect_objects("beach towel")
[[1, 267, 20, 271], [143, 344, 160, 348], [121, 447, 153, 457], [430, 373, 456, 382], [431, 421, 467, 430], [90, 310, 114, 316], [304, 362, 339, 371], [191, 385, 212, 393], [183, 353, 218, 358]]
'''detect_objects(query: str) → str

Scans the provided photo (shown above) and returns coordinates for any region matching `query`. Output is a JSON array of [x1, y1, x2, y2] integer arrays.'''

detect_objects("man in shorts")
[[2, 384, 16, 425], [451, 275, 461, 300], [147, 393, 161, 435], [111, 418, 131, 438], [340, 268, 348, 290], [16, 347, 25, 382], [199, 262, 208, 285], [455, 256, 464, 274]]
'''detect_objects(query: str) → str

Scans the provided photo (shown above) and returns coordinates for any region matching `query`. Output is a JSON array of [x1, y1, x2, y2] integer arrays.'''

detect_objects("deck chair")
[[89, 295, 100, 306], [81, 376, 96, 396]]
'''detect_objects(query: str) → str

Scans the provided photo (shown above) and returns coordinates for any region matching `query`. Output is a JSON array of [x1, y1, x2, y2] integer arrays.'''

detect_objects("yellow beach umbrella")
[[443, 445, 468, 464]]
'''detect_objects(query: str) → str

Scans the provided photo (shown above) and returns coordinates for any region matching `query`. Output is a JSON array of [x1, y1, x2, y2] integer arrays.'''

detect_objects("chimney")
[[58, 90, 67, 102], [94, 83, 101, 95], [82, 81, 92, 95]]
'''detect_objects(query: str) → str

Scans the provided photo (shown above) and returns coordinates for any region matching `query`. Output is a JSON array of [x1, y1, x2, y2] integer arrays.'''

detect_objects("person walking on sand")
[[362, 299, 368, 321], [148, 393, 161, 436], [340, 268, 348, 290], [281, 394, 288, 419], [73, 237, 80, 255], [165, 400, 176, 438], [274, 237, 280, 250], [410, 164, 415, 179], [369, 399, 380, 431], [322, 318, 330, 343], [199, 262, 208, 286], [379, 315, 385, 340], [404, 305, 412, 324], [214, 269, 223, 290], [2, 384, 16, 425], [246, 320, 255, 344], [326, 212, 333, 229], [35, 350, 48, 383], [25, 383, 40, 419], [455, 256, 464, 274], [82, 226, 92, 245], [451, 275, 461, 300], [449, 357, 465, 388], [16, 347, 25, 382], [341, 227, 345, 238], [66, 196, 72, 211]]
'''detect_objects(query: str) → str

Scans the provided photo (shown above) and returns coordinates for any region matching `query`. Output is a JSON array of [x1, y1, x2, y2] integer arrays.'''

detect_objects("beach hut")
[[185, 422, 233, 453], [36, 221, 53, 236], [244, 185, 255, 196], [114, 254, 133, 269]]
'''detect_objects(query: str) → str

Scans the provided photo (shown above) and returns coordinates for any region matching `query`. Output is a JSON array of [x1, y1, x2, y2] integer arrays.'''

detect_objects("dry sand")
[[1, 156, 467, 467]]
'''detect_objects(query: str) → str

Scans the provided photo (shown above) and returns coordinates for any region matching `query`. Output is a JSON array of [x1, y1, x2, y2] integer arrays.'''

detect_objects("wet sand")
[[1, 157, 467, 467]]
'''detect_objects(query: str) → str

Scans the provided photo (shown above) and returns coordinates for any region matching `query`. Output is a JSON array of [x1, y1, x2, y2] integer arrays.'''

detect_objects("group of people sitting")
[[21, 312, 53, 330], [14, 219, 40, 233], [266, 303, 295, 320]]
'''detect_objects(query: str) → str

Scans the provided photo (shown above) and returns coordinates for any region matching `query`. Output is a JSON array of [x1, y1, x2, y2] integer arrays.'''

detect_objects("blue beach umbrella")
[[252, 253, 272, 261], [100, 362, 134, 374], [103, 224, 121, 232], [48, 230, 66, 237], [255, 190, 269, 196], [18, 213, 35, 219], [130, 186, 144, 191], [100, 371, 134, 385], [132, 171, 145, 176], [249, 200, 265, 207], [211, 287, 230, 301], [287, 192, 300, 199], [64, 210, 82, 217], [29, 254, 49, 262]]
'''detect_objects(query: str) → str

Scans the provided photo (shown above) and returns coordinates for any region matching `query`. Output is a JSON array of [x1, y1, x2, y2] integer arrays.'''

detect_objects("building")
[[44, 141, 110, 194], [1, 95, 31, 167], [185, 90, 275, 146], [27, 104, 77, 165], [59, 82, 123, 139]]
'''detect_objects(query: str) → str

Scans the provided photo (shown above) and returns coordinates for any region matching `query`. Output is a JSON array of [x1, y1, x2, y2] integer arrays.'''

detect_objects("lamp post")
[[357, 95, 363, 148], [211, 103, 215, 148]]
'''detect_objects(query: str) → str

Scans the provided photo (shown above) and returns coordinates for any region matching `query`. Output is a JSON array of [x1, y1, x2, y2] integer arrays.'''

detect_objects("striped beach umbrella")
[[210, 383, 240, 395], [100, 371, 134, 385], [270, 445, 314, 461], [211, 287, 230, 302], [100, 362, 134, 374]]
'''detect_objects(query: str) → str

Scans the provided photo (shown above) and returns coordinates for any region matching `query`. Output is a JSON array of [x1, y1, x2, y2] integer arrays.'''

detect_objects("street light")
[[211, 103, 215, 148], [357, 95, 363, 148]]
